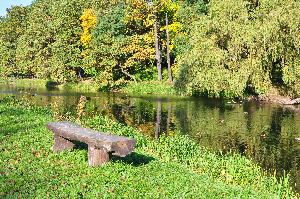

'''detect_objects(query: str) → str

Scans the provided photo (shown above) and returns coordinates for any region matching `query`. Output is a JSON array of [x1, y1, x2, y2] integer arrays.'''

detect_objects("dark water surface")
[[1, 84, 300, 192]]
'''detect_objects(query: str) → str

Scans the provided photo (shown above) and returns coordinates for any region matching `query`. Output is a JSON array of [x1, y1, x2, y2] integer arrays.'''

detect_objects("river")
[[1, 84, 299, 193]]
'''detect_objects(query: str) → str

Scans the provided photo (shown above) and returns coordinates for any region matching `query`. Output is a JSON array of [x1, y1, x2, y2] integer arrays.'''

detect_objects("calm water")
[[1, 84, 300, 192]]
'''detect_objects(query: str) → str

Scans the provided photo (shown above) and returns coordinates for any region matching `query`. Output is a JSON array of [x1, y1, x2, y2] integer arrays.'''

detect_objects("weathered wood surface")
[[47, 121, 136, 166], [47, 122, 136, 157], [52, 134, 75, 152], [88, 146, 110, 166]]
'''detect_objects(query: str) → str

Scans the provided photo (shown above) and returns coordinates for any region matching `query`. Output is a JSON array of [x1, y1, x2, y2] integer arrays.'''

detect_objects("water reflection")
[[0, 84, 300, 192], [155, 99, 162, 139]]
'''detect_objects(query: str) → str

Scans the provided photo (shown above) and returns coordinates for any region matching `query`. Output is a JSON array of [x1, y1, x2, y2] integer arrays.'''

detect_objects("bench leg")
[[52, 135, 75, 152], [88, 146, 109, 166]]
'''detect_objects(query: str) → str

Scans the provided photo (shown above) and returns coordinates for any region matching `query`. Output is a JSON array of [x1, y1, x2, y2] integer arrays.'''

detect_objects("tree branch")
[[121, 67, 137, 83]]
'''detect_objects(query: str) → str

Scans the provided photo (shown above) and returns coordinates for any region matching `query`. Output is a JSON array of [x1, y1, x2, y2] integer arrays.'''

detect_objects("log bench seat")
[[47, 121, 136, 166]]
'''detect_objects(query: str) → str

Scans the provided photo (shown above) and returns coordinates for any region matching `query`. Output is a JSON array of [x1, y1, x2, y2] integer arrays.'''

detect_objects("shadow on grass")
[[111, 152, 155, 166], [74, 140, 88, 150], [72, 141, 155, 166]]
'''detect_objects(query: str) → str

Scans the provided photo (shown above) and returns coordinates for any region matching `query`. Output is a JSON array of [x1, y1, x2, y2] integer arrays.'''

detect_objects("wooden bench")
[[47, 122, 136, 166]]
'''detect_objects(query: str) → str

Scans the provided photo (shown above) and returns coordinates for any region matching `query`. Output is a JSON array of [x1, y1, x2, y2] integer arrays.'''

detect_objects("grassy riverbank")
[[0, 78, 48, 89], [1, 98, 297, 198], [0, 78, 100, 93], [120, 81, 176, 96], [3, 78, 298, 101], [0, 78, 177, 96]]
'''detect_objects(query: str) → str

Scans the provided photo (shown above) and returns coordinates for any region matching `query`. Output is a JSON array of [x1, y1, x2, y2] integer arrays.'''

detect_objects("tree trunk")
[[166, 13, 172, 82], [154, 11, 162, 81]]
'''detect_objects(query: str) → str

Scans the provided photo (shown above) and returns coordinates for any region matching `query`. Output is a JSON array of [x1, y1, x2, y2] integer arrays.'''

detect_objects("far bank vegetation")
[[0, 0, 299, 98]]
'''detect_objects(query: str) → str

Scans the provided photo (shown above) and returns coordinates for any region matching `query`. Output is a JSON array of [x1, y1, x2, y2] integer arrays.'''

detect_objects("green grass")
[[58, 81, 99, 93], [1, 78, 178, 96], [121, 81, 177, 96], [0, 98, 297, 198], [0, 78, 99, 93], [0, 78, 48, 89]]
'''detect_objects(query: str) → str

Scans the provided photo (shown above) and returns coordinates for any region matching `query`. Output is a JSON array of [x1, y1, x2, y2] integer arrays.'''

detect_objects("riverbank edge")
[[0, 78, 99, 93], [1, 78, 299, 103], [0, 97, 298, 198], [0, 78, 178, 97]]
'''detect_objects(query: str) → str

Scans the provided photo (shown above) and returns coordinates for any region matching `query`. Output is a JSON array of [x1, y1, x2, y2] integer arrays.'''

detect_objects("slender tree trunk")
[[155, 98, 162, 139], [166, 13, 172, 82], [154, 11, 162, 81]]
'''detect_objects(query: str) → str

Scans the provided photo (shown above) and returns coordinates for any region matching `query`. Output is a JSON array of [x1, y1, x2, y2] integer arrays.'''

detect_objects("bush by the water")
[[0, 97, 296, 198]]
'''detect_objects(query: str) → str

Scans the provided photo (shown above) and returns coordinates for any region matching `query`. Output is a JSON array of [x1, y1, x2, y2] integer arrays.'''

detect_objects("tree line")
[[0, 0, 299, 97]]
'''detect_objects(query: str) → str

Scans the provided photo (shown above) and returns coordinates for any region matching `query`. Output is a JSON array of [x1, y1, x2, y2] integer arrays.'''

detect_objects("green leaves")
[[0, 0, 299, 97], [2, 0, 103, 82], [83, 2, 126, 87], [0, 6, 29, 77], [175, 0, 300, 98]]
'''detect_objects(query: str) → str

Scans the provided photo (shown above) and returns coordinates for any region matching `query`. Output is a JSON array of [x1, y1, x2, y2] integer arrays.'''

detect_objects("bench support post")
[[52, 134, 75, 152], [88, 146, 109, 166]]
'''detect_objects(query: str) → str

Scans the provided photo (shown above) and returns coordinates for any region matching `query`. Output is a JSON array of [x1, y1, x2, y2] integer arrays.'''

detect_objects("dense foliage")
[[0, 98, 296, 197], [0, 0, 299, 97], [0, 6, 28, 77], [175, 0, 300, 97]]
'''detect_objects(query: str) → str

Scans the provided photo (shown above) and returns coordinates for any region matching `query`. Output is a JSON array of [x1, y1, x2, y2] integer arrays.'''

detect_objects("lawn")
[[0, 97, 296, 198]]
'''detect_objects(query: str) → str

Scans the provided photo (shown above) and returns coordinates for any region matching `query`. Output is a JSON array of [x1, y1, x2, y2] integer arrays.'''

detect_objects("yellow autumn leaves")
[[80, 9, 96, 48], [78, 1, 182, 86]]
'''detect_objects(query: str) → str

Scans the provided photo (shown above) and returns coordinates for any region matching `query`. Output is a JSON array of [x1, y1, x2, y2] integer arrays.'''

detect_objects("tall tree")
[[0, 6, 28, 77], [165, 13, 172, 82], [15, 0, 103, 82], [153, 7, 163, 81]]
